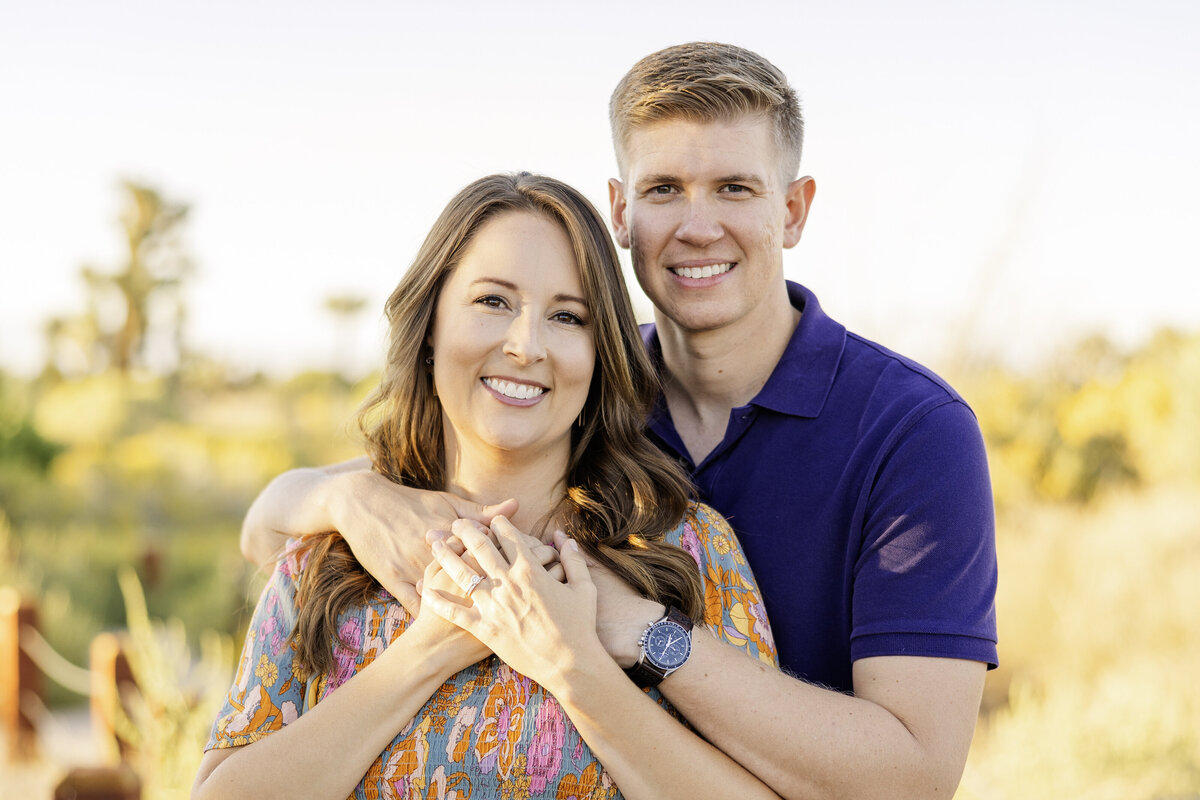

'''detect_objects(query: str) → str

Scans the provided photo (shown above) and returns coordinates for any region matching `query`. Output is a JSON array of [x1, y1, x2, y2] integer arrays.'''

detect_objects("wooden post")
[[89, 632, 136, 764], [54, 764, 141, 800], [0, 586, 40, 762]]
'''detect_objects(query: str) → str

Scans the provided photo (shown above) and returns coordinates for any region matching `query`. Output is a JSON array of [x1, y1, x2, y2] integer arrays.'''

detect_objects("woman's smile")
[[428, 210, 595, 462], [482, 376, 548, 405]]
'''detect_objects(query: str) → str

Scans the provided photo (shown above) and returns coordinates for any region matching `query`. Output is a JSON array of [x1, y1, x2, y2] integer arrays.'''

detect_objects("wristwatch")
[[624, 606, 694, 688]]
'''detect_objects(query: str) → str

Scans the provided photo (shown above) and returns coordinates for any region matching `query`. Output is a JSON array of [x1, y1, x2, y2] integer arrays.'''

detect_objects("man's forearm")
[[659, 633, 984, 800], [240, 459, 368, 566]]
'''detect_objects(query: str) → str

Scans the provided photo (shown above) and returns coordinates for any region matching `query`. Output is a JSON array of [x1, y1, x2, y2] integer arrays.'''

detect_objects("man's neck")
[[656, 285, 800, 464]]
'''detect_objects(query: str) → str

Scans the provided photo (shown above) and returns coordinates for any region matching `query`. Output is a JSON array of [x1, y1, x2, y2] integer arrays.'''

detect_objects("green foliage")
[[953, 329, 1200, 508], [102, 568, 235, 800], [2, 318, 1199, 796]]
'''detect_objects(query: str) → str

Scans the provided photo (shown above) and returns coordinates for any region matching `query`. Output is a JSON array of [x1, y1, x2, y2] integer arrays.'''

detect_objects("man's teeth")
[[673, 263, 733, 279], [484, 378, 545, 400]]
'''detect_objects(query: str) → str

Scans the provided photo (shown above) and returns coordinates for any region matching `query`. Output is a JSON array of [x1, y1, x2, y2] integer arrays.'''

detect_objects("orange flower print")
[[445, 704, 478, 763], [555, 761, 618, 799], [379, 715, 433, 799], [473, 665, 531, 778]]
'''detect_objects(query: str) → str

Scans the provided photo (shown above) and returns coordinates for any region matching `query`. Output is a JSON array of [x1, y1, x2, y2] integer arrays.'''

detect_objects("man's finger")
[[447, 495, 520, 526], [392, 581, 421, 617]]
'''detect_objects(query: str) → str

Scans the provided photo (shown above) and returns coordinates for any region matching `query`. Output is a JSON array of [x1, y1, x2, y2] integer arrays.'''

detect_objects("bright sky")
[[3, 0, 1197, 378]]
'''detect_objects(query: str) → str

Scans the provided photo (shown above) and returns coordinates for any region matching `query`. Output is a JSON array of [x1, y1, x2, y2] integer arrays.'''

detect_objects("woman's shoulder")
[[662, 501, 735, 546]]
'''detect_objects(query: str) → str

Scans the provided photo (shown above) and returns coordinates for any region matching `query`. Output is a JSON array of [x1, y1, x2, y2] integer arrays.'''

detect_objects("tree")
[[66, 181, 193, 375]]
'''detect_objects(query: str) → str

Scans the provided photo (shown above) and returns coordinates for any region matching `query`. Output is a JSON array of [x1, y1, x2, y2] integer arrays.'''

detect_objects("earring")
[[424, 355, 434, 367]]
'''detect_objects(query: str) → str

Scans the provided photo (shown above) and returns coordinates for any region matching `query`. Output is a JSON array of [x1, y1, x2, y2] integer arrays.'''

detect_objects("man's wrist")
[[321, 466, 374, 534], [613, 600, 668, 668]]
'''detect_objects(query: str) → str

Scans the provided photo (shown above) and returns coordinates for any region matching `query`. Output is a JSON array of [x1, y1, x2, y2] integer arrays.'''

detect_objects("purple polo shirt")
[[642, 282, 998, 692]]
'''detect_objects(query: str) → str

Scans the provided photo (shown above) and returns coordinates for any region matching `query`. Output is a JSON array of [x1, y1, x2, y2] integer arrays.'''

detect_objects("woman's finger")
[[487, 515, 535, 567], [553, 529, 598, 567], [557, 537, 593, 589], [431, 538, 492, 597], [421, 583, 479, 630], [450, 518, 512, 576]]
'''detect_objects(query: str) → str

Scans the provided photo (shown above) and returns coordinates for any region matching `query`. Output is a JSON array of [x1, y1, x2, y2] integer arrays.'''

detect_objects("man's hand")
[[240, 458, 517, 608], [330, 471, 519, 611]]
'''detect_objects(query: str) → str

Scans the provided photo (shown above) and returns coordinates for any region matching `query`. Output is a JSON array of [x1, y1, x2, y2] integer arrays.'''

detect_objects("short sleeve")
[[852, 401, 999, 667], [206, 561, 308, 750], [665, 503, 779, 667]]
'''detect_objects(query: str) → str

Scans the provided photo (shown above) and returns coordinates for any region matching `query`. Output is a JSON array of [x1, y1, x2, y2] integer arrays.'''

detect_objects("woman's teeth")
[[484, 378, 545, 400]]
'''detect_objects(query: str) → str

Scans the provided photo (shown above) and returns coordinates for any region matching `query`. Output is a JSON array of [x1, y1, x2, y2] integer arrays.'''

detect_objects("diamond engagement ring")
[[465, 574, 484, 598]]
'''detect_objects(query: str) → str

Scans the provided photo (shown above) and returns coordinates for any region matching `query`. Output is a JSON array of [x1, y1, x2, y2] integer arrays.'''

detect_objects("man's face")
[[609, 116, 814, 336]]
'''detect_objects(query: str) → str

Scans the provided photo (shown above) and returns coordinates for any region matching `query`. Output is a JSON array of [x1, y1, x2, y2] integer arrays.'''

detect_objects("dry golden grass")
[[960, 485, 1200, 798]]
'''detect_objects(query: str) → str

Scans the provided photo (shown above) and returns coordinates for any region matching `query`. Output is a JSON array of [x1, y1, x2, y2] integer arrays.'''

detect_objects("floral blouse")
[[207, 502, 777, 799]]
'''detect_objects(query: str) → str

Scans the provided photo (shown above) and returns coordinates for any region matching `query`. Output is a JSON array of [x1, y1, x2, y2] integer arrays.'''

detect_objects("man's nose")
[[502, 311, 546, 364], [674, 198, 724, 247]]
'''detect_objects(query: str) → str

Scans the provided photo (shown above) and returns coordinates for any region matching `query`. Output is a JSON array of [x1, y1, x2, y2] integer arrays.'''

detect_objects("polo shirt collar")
[[639, 281, 846, 420], [752, 282, 845, 418]]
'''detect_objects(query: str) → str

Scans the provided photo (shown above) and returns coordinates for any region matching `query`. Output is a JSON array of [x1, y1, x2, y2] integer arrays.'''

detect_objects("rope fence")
[[1, 586, 142, 799]]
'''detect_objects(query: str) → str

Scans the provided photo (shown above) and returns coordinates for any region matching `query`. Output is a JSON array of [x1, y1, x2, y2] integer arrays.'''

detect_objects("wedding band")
[[464, 574, 484, 598]]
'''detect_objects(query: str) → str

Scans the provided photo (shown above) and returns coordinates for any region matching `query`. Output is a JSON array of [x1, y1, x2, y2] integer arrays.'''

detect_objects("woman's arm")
[[240, 457, 517, 608], [192, 563, 489, 800], [424, 518, 782, 800]]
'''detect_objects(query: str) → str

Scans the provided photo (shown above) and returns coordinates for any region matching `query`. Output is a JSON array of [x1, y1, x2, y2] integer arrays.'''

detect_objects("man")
[[242, 43, 997, 799]]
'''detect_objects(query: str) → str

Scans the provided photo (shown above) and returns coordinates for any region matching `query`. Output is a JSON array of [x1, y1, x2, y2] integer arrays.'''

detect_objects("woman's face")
[[429, 211, 596, 464]]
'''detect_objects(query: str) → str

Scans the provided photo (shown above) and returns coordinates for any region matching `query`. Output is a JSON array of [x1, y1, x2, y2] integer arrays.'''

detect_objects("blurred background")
[[2, 1, 1197, 797]]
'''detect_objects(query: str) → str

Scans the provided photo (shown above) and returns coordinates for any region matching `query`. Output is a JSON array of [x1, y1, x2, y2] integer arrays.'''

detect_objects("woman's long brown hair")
[[290, 173, 702, 679]]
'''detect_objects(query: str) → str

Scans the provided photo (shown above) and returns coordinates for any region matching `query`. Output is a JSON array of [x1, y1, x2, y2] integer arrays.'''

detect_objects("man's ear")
[[608, 178, 631, 249], [782, 176, 817, 249]]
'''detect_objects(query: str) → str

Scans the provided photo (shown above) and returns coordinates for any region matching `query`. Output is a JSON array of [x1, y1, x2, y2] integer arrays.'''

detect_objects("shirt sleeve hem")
[[851, 631, 998, 670]]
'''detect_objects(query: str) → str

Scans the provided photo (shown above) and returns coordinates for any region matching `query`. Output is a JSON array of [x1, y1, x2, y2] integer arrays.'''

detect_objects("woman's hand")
[[422, 516, 607, 691], [405, 556, 493, 674]]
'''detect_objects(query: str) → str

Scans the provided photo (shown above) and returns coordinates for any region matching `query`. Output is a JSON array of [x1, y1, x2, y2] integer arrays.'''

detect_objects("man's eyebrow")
[[635, 173, 680, 187], [469, 278, 587, 307], [718, 174, 768, 186]]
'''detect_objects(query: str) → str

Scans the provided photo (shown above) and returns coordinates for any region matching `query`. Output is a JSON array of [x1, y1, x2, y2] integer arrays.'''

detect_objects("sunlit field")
[[2, 187, 1197, 797]]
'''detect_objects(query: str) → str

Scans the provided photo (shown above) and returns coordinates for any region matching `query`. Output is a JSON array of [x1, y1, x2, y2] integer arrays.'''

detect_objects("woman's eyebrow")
[[470, 278, 586, 307]]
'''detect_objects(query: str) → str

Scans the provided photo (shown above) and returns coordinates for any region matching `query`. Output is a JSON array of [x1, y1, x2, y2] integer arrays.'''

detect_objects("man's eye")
[[651, 185, 675, 194], [722, 184, 750, 194]]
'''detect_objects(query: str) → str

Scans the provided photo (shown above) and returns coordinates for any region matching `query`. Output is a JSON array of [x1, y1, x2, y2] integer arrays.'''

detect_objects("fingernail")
[[567, 539, 579, 551], [432, 540, 445, 552]]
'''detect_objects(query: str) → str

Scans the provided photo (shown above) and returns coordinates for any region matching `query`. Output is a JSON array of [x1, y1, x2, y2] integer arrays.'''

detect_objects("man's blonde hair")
[[610, 42, 804, 182]]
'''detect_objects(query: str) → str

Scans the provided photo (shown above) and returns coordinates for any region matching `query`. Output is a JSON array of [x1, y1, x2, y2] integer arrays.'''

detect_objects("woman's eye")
[[552, 311, 585, 326], [475, 295, 507, 309]]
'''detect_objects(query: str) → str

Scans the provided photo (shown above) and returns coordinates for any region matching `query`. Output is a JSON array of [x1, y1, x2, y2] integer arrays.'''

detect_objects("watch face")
[[644, 620, 692, 670]]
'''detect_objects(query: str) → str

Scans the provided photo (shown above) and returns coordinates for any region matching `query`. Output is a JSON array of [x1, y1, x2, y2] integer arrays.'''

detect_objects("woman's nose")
[[502, 312, 546, 364]]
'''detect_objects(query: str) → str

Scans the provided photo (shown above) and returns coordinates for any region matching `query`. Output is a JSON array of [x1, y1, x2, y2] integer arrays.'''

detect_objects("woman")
[[192, 173, 777, 799]]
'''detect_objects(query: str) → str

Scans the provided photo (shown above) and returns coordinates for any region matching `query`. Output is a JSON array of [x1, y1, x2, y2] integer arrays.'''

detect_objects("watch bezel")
[[642, 619, 693, 670]]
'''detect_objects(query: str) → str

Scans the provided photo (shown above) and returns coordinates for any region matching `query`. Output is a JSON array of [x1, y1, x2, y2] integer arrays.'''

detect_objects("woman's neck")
[[441, 442, 570, 540]]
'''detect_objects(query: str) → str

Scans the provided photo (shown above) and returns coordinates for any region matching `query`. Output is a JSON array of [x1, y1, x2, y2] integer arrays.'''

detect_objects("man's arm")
[[240, 458, 517, 608], [598, 588, 983, 800], [240, 457, 370, 566]]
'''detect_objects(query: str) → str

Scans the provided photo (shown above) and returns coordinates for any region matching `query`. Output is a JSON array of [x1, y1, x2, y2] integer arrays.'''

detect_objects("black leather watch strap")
[[624, 606, 694, 689]]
